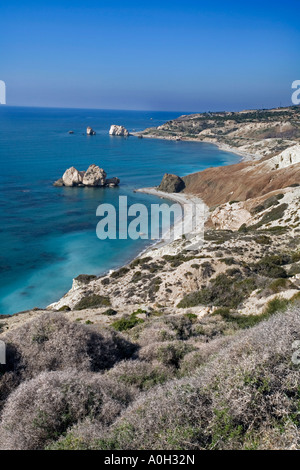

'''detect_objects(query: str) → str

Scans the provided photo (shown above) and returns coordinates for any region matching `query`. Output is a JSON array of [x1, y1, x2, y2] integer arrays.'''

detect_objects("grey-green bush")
[[52, 308, 300, 450], [0, 313, 136, 410], [0, 370, 135, 450]]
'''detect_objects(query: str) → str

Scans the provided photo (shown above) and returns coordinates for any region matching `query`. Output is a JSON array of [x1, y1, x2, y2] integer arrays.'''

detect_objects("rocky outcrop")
[[106, 177, 120, 188], [87, 127, 96, 135], [109, 125, 129, 137], [62, 167, 84, 187], [53, 165, 119, 188], [53, 178, 64, 187], [265, 144, 300, 170], [83, 164, 106, 187], [211, 202, 252, 230], [158, 173, 185, 193]]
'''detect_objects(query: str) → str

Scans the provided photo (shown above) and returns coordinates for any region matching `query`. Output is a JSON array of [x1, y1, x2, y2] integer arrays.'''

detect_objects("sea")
[[0, 106, 239, 314]]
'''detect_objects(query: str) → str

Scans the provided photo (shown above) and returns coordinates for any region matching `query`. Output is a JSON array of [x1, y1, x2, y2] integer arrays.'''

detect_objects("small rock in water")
[[53, 178, 64, 187], [87, 126, 96, 135]]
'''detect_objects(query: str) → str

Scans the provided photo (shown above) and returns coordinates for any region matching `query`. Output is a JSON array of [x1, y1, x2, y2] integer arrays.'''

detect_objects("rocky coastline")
[[2, 108, 300, 330]]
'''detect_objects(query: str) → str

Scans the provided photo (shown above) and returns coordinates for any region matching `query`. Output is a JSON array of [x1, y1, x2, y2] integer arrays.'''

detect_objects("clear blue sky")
[[0, 0, 299, 111]]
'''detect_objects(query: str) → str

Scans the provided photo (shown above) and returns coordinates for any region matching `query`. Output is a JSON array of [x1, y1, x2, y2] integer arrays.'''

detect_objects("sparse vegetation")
[[178, 273, 258, 309], [74, 294, 111, 310], [111, 313, 145, 332]]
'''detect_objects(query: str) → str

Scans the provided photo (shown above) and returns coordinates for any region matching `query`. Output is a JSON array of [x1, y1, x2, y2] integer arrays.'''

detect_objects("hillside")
[[138, 106, 300, 159], [182, 144, 300, 207]]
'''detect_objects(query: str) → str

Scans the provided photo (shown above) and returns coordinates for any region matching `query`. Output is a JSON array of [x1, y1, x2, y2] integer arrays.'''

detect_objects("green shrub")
[[268, 278, 289, 293], [251, 194, 284, 215], [58, 305, 71, 311], [178, 274, 257, 309], [251, 203, 288, 229], [156, 342, 195, 368], [110, 267, 130, 279], [263, 297, 290, 316], [102, 308, 118, 316], [253, 255, 289, 279], [130, 257, 152, 268], [74, 274, 97, 284], [184, 313, 198, 322], [111, 315, 144, 332], [74, 295, 111, 310], [255, 235, 271, 245]]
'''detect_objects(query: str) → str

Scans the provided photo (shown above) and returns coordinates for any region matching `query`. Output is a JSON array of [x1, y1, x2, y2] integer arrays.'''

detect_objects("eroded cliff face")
[[182, 154, 300, 207]]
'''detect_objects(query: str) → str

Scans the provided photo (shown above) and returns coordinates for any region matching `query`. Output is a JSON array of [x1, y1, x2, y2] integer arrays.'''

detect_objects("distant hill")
[[138, 106, 300, 159]]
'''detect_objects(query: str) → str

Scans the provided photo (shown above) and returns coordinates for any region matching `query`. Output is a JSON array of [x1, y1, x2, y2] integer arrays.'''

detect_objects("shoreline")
[[132, 132, 260, 162], [134, 187, 207, 255]]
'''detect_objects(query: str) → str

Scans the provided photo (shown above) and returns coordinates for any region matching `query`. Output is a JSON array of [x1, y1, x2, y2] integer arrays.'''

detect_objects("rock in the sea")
[[62, 167, 84, 187], [109, 125, 129, 137], [82, 164, 107, 187], [68, 131, 74, 134], [53, 178, 64, 187], [158, 173, 185, 193], [87, 126, 96, 135], [105, 177, 120, 187], [54, 165, 119, 188]]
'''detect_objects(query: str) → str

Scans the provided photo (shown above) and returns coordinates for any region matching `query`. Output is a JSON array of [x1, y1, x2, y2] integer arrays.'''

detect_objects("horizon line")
[[0, 102, 297, 115]]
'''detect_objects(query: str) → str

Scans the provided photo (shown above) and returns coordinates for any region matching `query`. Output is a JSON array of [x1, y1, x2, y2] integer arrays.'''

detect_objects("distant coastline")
[[132, 132, 259, 162]]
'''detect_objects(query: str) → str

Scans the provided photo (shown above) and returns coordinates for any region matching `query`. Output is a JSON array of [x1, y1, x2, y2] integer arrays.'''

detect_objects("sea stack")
[[109, 125, 130, 137], [53, 165, 120, 188], [62, 167, 84, 187], [87, 126, 96, 135], [158, 173, 186, 193], [82, 164, 106, 187]]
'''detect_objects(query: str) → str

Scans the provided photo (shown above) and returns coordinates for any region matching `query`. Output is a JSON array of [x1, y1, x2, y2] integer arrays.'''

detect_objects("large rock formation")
[[109, 125, 129, 137], [87, 127, 96, 135], [82, 164, 107, 187], [62, 167, 84, 187], [53, 165, 119, 188], [158, 173, 185, 193]]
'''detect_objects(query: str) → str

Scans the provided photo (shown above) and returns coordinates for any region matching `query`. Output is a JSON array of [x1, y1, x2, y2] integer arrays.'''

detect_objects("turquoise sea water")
[[0, 107, 239, 315]]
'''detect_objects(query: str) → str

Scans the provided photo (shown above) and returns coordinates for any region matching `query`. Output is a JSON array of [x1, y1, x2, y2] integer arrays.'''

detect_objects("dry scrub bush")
[[134, 321, 177, 346], [105, 360, 173, 391], [0, 313, 136, 410], [138, 340, 196, 369], [179, 336, 232, 376], [133, 314, 204, 347], [58, 308, 300, 450], [0, 370, 135, 450]]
